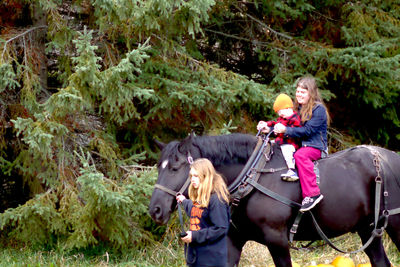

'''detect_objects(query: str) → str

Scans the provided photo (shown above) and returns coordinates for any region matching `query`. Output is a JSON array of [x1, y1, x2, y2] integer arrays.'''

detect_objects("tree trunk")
[[32, 2, 48, 97]]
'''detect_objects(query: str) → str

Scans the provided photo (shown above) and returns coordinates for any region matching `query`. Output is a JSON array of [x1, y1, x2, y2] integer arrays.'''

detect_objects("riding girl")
[[274, 76, 331, 212]]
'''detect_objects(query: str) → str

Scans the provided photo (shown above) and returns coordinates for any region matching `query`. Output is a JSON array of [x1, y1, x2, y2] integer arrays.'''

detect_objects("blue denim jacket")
[[284, 104, 328, 151]]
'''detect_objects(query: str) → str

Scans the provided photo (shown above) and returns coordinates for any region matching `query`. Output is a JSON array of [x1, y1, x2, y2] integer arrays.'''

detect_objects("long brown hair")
[[294, 76, 331, 125], [188, 158, 229, 208]]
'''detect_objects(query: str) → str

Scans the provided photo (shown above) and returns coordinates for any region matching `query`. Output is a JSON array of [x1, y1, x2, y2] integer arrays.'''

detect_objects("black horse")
[[149, 133, 400, 267]]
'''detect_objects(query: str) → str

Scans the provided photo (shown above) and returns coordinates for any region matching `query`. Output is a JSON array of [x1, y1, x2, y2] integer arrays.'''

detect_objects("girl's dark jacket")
[[182, 193, 230, 267], [284, 104, 328, 151]]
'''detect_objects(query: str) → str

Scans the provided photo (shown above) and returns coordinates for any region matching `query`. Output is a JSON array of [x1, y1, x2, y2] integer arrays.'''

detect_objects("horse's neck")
[[212, 141, 285, 187], [195, 135, 258, 185], [214, 163, 249, 186]]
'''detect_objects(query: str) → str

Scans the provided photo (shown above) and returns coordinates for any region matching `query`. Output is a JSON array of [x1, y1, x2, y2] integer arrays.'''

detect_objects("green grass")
[[0, 213, 398, 267], [240, 233, 400, 267], [0, 231, 398, 267]]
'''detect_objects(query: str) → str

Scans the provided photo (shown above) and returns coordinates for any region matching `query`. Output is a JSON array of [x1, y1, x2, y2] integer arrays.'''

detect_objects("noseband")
[[154, 178, 191, 197]]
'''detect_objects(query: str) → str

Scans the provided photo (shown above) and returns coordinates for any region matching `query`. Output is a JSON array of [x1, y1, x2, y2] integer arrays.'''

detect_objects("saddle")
[[229, 136, 297, 208], [228, 137, 270, 204]]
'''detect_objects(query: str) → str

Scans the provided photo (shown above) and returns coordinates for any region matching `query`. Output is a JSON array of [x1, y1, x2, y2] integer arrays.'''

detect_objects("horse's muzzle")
[[149, 204, 171, 225]]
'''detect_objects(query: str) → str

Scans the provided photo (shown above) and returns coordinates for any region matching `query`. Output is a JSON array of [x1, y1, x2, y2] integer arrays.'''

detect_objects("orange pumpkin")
[[356, 263, 371, 267], [331, 256, 355, 267], [317, 264, 335, 267]]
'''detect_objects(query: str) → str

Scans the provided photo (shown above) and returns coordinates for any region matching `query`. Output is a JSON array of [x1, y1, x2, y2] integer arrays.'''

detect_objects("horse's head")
[[149, 134, 201, 224]]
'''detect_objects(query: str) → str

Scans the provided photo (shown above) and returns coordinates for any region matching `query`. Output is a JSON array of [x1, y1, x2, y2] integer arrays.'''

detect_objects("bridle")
[[154, 152, 195, 245], [154, 152, 194, 197]]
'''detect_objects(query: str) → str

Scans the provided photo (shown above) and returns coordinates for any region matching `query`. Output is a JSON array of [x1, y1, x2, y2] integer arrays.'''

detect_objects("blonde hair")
[[188, 158, 229, 208], [295, 76, 331, 125]]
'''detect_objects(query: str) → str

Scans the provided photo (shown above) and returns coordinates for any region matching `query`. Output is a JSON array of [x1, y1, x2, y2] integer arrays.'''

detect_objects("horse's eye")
[[169, 164, 179, 171]]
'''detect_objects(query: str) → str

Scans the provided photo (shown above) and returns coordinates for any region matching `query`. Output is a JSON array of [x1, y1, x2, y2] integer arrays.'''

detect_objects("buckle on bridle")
[[187, 152, 194, 165]]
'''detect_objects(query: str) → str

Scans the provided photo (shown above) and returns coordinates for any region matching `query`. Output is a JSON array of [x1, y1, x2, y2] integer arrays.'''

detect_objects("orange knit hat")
[[273, 93, 293, 112]]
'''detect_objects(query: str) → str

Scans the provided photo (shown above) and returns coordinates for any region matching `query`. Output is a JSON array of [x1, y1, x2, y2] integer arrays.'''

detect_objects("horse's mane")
[[192, 133, 257, 166]]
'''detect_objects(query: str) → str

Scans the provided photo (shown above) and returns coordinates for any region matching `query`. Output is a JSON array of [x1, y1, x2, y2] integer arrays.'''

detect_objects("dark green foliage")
[[201, 0, 400, 146]]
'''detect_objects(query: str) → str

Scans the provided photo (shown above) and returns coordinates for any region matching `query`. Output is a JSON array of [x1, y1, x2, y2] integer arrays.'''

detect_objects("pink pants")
[[294, 146, 321, 198]]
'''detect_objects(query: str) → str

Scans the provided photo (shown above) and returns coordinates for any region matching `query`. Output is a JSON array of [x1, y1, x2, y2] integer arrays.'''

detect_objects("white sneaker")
[[281, 169, 299, 182]]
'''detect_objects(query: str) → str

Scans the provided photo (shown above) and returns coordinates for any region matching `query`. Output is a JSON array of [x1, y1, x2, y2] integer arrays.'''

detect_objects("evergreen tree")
[[0, 0, 270, 249], [0, 0, 399, 251]]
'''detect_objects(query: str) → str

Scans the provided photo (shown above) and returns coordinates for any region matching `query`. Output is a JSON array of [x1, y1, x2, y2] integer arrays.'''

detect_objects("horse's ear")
[[178, 133, 195, 153], [154, 139, 166, 150]]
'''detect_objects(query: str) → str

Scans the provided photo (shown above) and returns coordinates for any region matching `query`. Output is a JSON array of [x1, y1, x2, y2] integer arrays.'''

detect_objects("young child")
[[176, 158, 230, 267], [257, 93, 301, 181]]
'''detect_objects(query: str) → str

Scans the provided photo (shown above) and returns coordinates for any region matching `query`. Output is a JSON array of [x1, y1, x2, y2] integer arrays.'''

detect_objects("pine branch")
[[1, 25, 48, 59], [204, 28, 288, 52], [245, 14, 311, 47]]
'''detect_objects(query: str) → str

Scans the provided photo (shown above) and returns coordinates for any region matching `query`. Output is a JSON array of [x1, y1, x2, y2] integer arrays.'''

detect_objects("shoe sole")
[[281, 176, 299, 182], [300, 195, 324, 212]]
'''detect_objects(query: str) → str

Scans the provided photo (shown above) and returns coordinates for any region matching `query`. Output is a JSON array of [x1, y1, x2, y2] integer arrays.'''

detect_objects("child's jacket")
[[267, 112, 301, 149]]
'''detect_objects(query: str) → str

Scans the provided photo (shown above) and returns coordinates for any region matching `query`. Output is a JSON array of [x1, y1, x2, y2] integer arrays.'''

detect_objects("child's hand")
[[257, 121, 270, 133], [176, 194, 186, 203], [181, 231, 192, 243], [274, 123, 286, 134]]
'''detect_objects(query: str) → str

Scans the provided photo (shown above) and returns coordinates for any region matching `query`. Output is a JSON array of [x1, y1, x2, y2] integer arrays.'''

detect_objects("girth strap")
[[388, 207, 400, 215], [289, 211, 303, 243]]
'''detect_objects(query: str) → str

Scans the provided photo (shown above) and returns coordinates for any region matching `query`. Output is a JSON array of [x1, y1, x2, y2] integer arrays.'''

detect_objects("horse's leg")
[[386, 214, 400, 251], [357, 228, 391, 267], [263, 228, 292, 267], [226, 233, 246, 267]]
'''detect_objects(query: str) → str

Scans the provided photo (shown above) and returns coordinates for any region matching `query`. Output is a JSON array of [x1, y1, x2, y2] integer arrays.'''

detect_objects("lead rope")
[[177, 195, 188, 238], [178, 153, 195, 265], [177, 197, 196, 265]]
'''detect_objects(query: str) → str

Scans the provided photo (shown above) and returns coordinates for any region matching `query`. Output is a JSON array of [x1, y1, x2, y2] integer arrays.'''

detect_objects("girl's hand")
[[181, 231, 192, 243], [274, 123, 286, 134], [257, 121, 270, 133], [176, 194, 186, 203]]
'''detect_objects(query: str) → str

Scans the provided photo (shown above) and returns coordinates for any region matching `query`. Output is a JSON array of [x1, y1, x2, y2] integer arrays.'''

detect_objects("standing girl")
[[274, 76, 330, 212], [176, 158, 230, 267]]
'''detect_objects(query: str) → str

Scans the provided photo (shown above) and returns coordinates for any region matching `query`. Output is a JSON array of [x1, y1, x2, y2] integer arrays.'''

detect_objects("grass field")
[[0, 232, 398, 266], [239, 233, 400, 267]]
